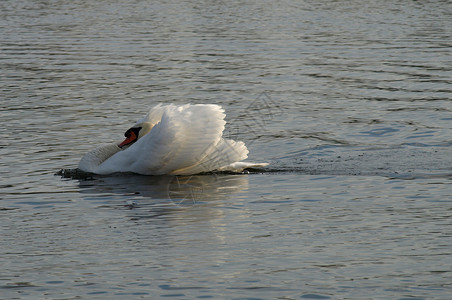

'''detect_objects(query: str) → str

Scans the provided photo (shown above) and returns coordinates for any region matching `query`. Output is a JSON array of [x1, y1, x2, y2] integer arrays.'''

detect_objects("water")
[[1, 0, 451, 299]]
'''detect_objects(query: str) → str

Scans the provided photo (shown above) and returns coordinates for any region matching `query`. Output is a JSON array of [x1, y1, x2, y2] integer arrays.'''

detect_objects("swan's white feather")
[[79, 104, 264, 175], [78, 142, 121, 173], [134, 103, 168, 127]]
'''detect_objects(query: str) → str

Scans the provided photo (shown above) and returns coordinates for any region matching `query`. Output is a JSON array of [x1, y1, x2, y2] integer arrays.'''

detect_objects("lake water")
[[1, 0, 451, 299]]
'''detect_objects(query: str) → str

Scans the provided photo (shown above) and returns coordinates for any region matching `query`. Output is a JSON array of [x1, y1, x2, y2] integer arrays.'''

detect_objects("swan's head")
[[118, 122, 153, 149]]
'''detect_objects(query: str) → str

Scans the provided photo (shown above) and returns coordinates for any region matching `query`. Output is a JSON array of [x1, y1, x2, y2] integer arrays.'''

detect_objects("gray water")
[[1, 0, 451, 299]]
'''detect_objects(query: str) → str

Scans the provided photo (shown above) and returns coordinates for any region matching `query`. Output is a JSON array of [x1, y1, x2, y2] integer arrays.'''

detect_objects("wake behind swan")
[[78, 104, 268, 175]]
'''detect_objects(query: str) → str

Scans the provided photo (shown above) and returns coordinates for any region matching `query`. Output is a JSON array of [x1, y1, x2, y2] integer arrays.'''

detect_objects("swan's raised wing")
[[134, 103, 167, 127], [171, 138, 248, 175], [97, 104, 247, 175]]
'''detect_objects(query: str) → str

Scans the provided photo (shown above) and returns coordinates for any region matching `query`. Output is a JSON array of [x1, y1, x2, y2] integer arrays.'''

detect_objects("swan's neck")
[[78, 142, 121, 173]]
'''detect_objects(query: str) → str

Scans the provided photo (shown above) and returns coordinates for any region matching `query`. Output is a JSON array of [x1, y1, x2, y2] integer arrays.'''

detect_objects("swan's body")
[[78, 104, 268, 175]]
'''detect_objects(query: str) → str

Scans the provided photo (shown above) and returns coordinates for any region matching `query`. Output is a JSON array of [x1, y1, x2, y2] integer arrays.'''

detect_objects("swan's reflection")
[[75, 173, 250, 248], [76, 173, 249, 218]]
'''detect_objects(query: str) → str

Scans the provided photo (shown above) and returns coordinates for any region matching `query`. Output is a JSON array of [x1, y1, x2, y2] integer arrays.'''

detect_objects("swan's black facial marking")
[[118, 127, 142, 148], [124, 127, 142, 139]]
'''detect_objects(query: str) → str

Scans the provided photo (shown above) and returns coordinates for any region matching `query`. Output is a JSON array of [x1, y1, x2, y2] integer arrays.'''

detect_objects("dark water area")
[[1, 0, 451, 299]]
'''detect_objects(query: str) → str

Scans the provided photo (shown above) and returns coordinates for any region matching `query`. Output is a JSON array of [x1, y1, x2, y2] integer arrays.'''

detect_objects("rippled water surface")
[[1, 0, 451, 299]]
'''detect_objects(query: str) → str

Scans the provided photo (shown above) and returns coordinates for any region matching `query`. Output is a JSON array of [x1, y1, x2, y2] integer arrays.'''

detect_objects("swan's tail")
[[217, 161, 270, 172]]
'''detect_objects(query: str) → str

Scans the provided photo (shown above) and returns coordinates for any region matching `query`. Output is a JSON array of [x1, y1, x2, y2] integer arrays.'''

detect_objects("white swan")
[[78, 104, 268, 175]]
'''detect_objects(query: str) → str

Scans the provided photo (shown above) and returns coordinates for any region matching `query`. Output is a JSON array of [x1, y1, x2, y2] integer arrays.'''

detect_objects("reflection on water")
[[76, 173, 249, 215], [75, 173, 251, 253]]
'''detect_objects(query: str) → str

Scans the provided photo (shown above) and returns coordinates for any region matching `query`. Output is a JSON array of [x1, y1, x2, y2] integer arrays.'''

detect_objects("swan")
[[78, 104, 268, 175]]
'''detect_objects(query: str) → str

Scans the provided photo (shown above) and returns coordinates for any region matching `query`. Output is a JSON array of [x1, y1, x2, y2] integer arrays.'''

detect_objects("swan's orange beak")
[[118, 131, 138, 148]]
